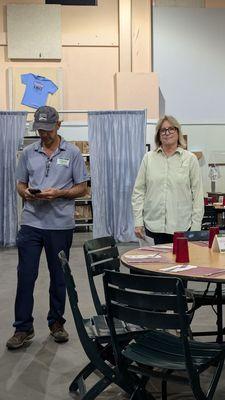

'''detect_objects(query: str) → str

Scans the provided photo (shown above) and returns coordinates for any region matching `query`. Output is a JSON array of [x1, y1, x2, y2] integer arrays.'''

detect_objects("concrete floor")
[[0, 232, 225, 400]]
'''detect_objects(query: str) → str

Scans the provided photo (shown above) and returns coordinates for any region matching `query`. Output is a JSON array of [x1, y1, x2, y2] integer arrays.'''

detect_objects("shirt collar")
[[156, 146, 184, 155], [34, 136, 66, 152]]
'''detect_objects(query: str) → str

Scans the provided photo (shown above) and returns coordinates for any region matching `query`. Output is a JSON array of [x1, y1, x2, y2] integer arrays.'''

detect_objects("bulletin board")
[[7, 67, 63, 114], [7, 4, 61, 60]]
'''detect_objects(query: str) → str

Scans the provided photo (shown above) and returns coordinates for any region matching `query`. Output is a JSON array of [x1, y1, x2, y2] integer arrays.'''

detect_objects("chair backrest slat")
[[84, 236, 117, 251], [106, 270, 179, 294], [89, 246, 119, 263], [109, 286, 180, 311], [111, 303, 181, 330], [91, 259, 120, 277]]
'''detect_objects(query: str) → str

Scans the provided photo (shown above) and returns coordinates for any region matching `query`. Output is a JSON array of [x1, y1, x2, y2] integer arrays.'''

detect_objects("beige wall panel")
[[62, 46, 118, 117], [62, 0, 118, 46], [0, 45, 119, 114], [0, 0, 44, 34], [205, 0, 225, 7], [132, 0, 151, 73], [114, 72, 159, 119], [8, 67, 62, 111], [119, 0, 131, 72], [0, 45, 4, 60]]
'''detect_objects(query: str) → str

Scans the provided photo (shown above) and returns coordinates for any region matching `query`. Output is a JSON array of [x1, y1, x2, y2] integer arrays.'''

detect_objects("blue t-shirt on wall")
[[21, 74, 58, 109]]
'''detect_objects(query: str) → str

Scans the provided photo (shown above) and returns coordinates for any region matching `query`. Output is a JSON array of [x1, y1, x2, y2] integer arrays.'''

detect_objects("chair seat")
[[123, 330, 225, 371]]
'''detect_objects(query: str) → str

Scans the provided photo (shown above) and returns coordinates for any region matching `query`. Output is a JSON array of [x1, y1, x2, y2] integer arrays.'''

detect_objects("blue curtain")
[[88, 110, 146, 242], [0, 112, 27, 247]]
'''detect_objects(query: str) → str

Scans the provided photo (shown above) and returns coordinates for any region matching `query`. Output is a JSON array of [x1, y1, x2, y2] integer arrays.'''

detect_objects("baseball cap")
[[33, 106, 59, 131]]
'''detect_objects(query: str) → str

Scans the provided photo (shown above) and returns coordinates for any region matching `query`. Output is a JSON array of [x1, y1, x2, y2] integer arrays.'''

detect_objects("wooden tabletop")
[[121, 242, 225, 282]]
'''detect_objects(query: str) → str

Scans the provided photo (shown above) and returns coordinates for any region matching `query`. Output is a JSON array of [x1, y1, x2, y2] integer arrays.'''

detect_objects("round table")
[[121, 242, 225, 342]]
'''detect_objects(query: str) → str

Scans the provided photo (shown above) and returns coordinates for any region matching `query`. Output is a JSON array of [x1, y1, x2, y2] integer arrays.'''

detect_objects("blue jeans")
[[13, 225, 73, 332]]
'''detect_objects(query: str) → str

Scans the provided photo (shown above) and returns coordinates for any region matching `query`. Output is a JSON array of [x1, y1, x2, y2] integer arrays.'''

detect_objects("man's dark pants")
[[13, 225, 73, 332]]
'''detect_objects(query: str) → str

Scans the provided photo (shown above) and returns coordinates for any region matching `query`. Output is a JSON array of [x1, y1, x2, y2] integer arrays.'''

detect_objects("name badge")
[[57, 158, 70, 167]]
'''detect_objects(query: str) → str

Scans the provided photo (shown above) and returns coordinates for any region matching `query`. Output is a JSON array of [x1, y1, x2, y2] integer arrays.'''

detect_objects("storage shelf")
[[75, 197, 92, 202], [74, 146, 92, 231], [75, 223, 93, 227]]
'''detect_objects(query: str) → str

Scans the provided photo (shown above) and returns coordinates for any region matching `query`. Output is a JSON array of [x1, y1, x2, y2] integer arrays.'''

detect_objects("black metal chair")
[[103, 270, 225, 400], [201, 205, 217, 230], [83, 236, 120, 315], [58, 250, 144, 400]]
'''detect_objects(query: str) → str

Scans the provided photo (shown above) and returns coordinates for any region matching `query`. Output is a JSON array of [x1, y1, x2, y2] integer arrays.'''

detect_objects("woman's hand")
[[134, 226, 145, 239]]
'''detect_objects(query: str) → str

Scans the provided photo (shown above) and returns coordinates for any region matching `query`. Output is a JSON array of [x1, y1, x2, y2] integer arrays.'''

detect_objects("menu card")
[[212, 234, 225, 253]]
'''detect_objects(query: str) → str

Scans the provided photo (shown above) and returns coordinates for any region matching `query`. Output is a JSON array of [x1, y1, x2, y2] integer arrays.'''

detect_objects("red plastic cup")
[[204, 197, 209, 206], [211, 196, 217, 204], [173, 231, 185, 254], [208, 226, 219, 248], [175, 237, 189, 263]]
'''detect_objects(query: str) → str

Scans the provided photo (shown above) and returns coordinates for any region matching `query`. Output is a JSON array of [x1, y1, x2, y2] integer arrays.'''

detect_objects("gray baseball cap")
[[33, 106, 59, 131]]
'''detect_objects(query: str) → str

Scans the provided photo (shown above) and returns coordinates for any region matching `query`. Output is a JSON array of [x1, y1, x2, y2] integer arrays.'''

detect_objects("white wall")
[[153, 7, 225, 123]]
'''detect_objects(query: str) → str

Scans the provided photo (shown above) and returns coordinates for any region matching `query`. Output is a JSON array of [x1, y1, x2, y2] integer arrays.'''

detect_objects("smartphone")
[[28, 188, 41, 195]]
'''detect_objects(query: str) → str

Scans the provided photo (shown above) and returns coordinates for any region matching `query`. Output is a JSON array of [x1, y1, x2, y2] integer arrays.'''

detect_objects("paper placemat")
[[138, 246, 171, 253], [160, 264, 225, 277], [124, 254, 171, 263]]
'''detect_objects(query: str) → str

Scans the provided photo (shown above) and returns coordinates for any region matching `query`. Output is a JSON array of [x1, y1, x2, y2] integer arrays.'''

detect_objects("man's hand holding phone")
[[28, 188, 42, 195], [25, 188, 42, 200]]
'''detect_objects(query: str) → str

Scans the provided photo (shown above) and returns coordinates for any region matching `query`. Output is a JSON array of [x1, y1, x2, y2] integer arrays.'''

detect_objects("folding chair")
[[103, 270, 225, 400], [58, 250, 144, 400], [83, 236, 120, 315]]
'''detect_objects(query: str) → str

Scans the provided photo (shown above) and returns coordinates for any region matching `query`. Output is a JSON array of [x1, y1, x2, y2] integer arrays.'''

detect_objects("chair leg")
[[130, 386, 149, 400], [80, 376, 112, 400], [69, 362, 95, 392], [162, 380, 167, 400], [206, 358, 224, 400]]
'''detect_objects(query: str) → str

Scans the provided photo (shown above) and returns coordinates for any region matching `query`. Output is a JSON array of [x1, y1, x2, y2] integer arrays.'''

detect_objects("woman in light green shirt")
[[132, 115, 204, 245]]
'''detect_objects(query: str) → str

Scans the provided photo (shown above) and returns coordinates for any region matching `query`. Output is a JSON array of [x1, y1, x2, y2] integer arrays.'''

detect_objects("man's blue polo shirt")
[[16, 138, 89, 230]]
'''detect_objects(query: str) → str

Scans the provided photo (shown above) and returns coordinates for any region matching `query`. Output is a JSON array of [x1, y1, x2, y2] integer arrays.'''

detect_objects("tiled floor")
[[0, 232, 225, 399]]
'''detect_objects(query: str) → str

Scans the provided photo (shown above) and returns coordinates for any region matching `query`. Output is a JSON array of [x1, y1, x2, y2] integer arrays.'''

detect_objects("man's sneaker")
[[6, 329, 35, 350], [49, 321, 69, 343]]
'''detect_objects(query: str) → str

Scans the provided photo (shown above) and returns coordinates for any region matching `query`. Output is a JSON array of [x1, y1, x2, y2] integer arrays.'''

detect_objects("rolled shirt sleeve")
[[131, 154, 147, 227], [189, 155, 204, 231]]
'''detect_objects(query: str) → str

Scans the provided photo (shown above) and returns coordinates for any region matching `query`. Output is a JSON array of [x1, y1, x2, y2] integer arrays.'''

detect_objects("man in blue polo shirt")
[[7, 106, 88, 349]]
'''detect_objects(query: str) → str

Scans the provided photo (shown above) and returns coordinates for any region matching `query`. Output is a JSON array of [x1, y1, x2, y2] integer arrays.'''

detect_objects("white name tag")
[[57, 158, 70, 167]]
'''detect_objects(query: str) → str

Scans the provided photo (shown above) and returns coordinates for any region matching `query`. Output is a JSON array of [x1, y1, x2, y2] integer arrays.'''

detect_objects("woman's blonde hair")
[[155, 115, 187, 149]]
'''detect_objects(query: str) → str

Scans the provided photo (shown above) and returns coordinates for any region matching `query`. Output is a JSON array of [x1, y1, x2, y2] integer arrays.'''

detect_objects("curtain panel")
[[88, 110, 146, 242], [0, 112, 27, 247]]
